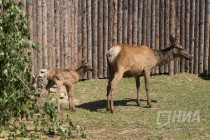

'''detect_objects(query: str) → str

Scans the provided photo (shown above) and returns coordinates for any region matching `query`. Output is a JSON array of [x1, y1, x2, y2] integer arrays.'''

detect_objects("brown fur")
[[106, 35, 192, 113], [46, 61, 94, 113]]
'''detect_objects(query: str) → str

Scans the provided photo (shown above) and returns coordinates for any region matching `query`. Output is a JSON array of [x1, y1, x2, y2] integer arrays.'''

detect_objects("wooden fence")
[[25, 0, 210, 79]]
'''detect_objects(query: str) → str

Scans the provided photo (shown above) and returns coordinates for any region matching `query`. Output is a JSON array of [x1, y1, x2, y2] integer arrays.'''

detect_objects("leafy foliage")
[[0, 0, 85, 139]]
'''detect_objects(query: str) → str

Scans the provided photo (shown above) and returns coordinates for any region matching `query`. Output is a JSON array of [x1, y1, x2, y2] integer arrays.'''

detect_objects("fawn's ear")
[[81, 59, 86, 64], [169, 34, 176, 44]]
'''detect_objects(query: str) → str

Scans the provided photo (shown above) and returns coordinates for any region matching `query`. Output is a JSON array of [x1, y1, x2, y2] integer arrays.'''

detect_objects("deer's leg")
[[106, 68, 115, 111], [65, 84, 75, 111], [109, 71, 124, 113], [54, 80, 62, 113], [135, 76, 141, 106], [144, 69, 152, 108]]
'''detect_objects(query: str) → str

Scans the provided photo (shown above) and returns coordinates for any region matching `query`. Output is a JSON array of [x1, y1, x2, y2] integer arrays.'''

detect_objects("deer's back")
[[47, 69, 80, 84]]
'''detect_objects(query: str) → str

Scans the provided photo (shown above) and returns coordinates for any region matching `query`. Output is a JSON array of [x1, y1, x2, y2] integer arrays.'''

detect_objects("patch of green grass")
[[59, 73, 210, 139]]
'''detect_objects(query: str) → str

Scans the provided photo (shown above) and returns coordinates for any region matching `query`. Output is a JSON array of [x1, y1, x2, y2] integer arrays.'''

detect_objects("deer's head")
[[80, 60, 94, 72], [169, 35, 192, 59]]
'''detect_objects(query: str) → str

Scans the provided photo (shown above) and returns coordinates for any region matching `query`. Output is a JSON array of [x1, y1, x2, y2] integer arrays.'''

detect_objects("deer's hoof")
[[70, 109, 76, 112], [111, 110, 114, 113], [148, 104, 153, 108], [106, 107, 110, 111], [136, 101, 141, 106]]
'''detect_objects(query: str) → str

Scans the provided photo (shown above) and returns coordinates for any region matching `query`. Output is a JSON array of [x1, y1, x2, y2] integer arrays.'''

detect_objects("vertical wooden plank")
[[77, 0, 82, 68], [59, 0, 64, 69], [55, 0, 60, 69], [127, 0, 132, 45], [151, 0, 155, 49], [132, 0, 138, 46], [26, 0, 34, 79], [122, 0, 128, 44], [82, 0, 88, 79], [32, 0, 37, 72], [47, 0, 52, 70], [107, 0, 113, 78], [92, 0, 98, 78], [87, 0, 93, 78], [151, 0, 155, 74], [98, 0, 104, 78], [194, 0, 199, 74], [174, 0, 181, 74], [69, 0, 74, 69], [199, 0, 205, 74], [159, 0, 164, 73], [137, 0, 143, 46], [164, 0, 169, 73], [204, 0, 210, 76], [189, 0, 195, 74], [117, 0, 123, 43], [142, 0, 147, 45], [74, 0, 78, 69], [113, 0, 118, 45], [51, 0, 55, 70], [146, 0, 151, 46], [154, 0, 159, 74], [37, 0, 42, 69], [42, 0, 48, 69], [169, 0, 175, 75], [185, 0, 190, 73], [180, 0, 186, 73], [64, 0, 68, 69], [103, 0, 108, 78]]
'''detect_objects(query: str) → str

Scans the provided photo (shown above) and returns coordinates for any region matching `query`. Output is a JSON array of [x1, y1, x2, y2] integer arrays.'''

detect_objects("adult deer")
[[106, 35, 192, 113]]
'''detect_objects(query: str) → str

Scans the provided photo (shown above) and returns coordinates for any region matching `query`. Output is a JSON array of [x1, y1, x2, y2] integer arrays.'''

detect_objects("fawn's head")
[[169, 34, 192, 59], [80, 60, 94, 72]]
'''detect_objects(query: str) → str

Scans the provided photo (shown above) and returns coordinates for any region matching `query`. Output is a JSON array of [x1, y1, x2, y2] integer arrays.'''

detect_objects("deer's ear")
[[81, 59, 86, 64], [169, 34, 176, 44]]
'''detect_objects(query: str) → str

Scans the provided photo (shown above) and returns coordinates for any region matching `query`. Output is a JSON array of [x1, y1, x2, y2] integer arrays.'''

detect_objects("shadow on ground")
[[76, 98, 157, 112]]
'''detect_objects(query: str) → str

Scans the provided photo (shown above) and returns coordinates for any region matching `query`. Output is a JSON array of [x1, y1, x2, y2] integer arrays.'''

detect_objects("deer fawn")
[[43, 60, 94, 113]]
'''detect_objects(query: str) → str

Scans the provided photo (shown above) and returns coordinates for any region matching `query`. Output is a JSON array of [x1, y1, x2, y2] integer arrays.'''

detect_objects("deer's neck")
[[154, 47, 175, 66], [76, 67, 86, 77]]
